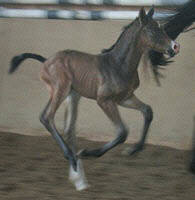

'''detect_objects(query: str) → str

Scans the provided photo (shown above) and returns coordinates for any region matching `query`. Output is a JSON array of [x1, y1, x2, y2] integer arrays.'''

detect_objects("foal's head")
[[139, 7, 180, 57]]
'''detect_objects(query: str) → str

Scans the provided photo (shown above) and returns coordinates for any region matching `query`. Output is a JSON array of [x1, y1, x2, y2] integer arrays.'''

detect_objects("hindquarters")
[[40, 50, 101, 101]]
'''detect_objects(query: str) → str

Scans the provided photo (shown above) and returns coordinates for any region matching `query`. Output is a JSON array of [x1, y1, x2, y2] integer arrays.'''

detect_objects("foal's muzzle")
[[166, 41, 180, 57]]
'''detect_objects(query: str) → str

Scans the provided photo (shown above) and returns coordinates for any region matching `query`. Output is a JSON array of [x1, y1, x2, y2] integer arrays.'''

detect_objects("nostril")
[[174, 44, 177, 50], [173, 42, 180, 53]]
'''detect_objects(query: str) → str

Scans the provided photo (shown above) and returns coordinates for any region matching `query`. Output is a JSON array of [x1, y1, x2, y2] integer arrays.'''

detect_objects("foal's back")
[[41, 50, 101, 99]]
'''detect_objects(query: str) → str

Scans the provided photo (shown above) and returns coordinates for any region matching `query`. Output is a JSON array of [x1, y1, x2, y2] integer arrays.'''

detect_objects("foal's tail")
[[9, 53, 46, 74]]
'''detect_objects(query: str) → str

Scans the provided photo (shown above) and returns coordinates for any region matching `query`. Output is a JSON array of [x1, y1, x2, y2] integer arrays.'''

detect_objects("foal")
[[9, 7, 179, 190]]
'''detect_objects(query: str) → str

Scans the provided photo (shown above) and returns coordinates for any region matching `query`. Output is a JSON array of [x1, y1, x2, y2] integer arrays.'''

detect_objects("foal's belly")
[[71, 72, 99, 100], [72, 83, 97, 100]]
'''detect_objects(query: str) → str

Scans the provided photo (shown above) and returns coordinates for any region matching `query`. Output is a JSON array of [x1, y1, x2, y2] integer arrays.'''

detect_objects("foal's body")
[[40, 23, 148, 159], [9, 7, 179, 190], [43, 50, 140, 101], [40, 48, 140, 159]]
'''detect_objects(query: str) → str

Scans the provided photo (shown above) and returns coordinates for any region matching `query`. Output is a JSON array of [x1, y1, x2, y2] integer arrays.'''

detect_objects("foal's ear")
[[147, 6, 155, 18], [139, 7, 148, 25]]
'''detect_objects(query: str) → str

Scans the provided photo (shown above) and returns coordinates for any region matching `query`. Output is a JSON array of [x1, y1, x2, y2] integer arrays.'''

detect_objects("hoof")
[[121, 147, 132, 156], [77, 149, 88, 158], [122, 144, 144, 156], [69, 159, 89, 191], [77, 149, 101, 159]]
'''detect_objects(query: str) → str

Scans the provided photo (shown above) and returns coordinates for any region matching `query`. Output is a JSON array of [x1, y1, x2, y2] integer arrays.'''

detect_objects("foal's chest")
[[108, 71, 140, 101]]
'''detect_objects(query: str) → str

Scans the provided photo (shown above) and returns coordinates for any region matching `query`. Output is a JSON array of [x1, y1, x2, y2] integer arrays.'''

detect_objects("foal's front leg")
[[79, 99, 128, 158], [63, 90, 81, 155], [118, 94, 153, 155]]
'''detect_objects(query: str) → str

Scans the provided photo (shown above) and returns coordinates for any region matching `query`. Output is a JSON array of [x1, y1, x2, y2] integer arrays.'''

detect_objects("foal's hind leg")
[[39, 81, 77, 167], [79, 99, 128, 158], [64, 90, 81, 154], [40, 78, 88, 190], [118, 94, 153, 155]]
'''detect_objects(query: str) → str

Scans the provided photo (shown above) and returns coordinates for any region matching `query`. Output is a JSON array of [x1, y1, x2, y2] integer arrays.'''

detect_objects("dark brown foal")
[[9, 7, 179, 190]]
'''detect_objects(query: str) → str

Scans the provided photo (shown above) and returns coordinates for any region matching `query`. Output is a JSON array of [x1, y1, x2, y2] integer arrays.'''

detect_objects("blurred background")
[[0, 0, 194, 150]]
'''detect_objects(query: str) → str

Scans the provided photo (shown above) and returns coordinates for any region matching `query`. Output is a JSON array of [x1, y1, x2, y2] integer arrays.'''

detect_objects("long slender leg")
[[63, 92, 88, 189], [40, 84, 88, 190], [79, 99, 128, 158], [118, 94, 153, 155], [64, 91, 81, 154], [39, 83, 77, 169]]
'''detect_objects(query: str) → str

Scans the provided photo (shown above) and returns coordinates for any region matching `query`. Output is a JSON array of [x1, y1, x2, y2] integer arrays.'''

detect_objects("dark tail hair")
[[9, 53, 46, 74], [148, 0, 195, 85]]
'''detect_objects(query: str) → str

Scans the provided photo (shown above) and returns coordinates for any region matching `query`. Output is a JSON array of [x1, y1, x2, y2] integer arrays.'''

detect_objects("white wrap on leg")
[[69, 159, 89, 191]]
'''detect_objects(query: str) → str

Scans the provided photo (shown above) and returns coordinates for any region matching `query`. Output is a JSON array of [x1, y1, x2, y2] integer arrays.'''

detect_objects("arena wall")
[[0, 18, 194, 149]]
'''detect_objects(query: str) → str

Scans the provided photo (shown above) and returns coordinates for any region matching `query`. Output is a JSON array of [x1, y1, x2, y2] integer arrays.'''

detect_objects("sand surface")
[[0, 131, 194, 200]]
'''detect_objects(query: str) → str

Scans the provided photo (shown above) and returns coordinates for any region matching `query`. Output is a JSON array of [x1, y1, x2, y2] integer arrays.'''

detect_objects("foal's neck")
[[123, 30, 144, 74], [109, 20, 141, 64], [108, 20, 144, 76]]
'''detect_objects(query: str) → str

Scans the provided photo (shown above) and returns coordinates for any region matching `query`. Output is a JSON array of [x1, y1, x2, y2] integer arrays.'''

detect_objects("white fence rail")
[[0, 0, 188, 20], [0, 0, 190, 6], [0, 7, 175, 20]]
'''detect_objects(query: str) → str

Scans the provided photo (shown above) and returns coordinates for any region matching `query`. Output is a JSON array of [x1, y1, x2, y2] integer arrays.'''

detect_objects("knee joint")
[[118, 126, 128, 144], [39, 113, 51, 126], [39, 114, 46, 125], [143, 105, 153, 122]]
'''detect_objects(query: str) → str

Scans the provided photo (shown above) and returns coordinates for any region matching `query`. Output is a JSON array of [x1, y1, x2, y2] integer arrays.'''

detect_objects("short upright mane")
[[101, 18, 139, 54]]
